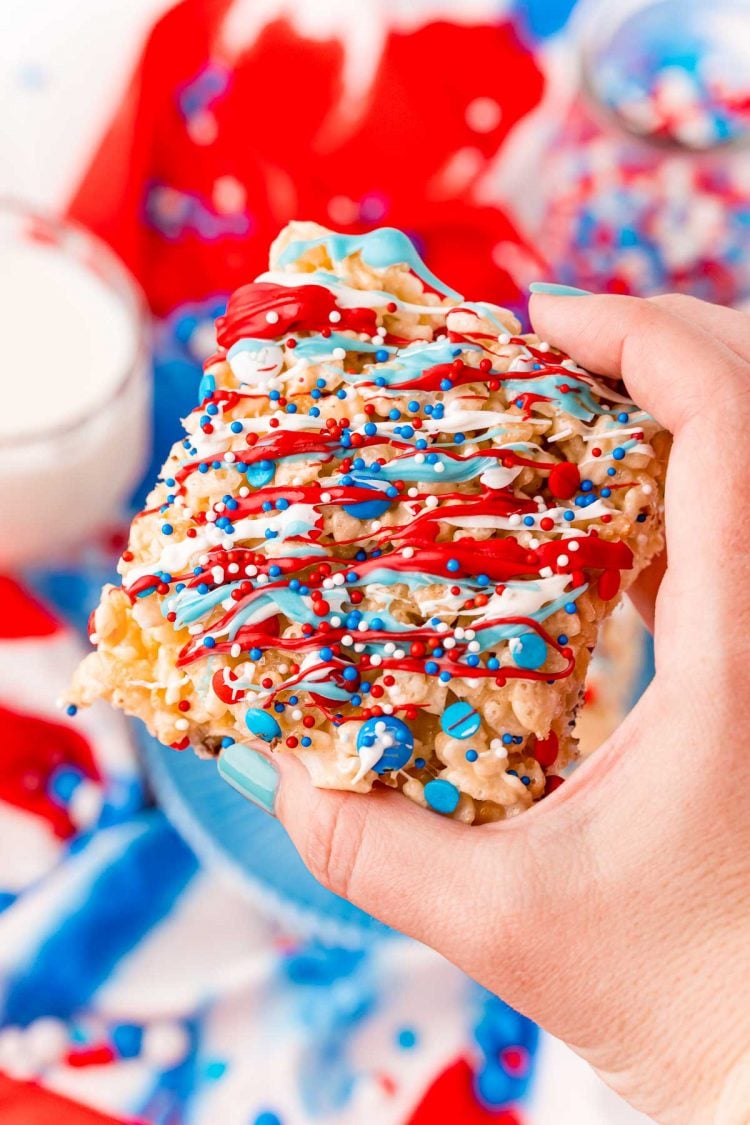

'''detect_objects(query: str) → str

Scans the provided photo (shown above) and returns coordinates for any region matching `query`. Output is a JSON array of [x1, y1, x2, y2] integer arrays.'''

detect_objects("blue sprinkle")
[[301, 736, 312, 747], [563, 511, 575, 521], [343, 667, 358, 682], [617, 412, 629, 423], [320, 647, 334, 662], [580, 479, 593, 492], [446, 558, 460, 572], [415, 757, 425, 768], [425, 661, 439, 675], [65, 704, 78, 717], [230, 421, 243, 434], [161, 524, 173, 535], [221, 736, 234, 748], [439, 670, 452, 682], [521, 776, 531, 786], [206, 403, 219, 416], [408, 400, 420, 413], [441, 701, 481, 739], [523, 515, 535, 527], [557, 633, 568, 644], [502, 733, 513, 745], [601, 487, 611, 497], [465, 749, 478, 762], [245, 708, 281, 742], [565, 602, 577, 614], [250, 648, 262, 660], [197, 583, 209, 595], [607, 467, 616, 476], [511, 632, 547, 670], [203, 637, 216, 648], [613, 447, 625, 461], [454, 433, 465, 444], [199, 463, 210, 474], [424, 779, 460, 815], [375, 348, 389, 362], [273, 702, 285, 713], [369, 617, 384, 630]]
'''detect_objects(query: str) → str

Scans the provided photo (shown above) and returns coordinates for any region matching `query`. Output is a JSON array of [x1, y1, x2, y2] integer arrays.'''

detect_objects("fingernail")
[[218, 743, 279, 815], [529, 282, 593, 298]]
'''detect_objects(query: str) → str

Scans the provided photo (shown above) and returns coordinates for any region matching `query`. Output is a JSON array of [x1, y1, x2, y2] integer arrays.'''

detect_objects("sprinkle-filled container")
[[531, 0, 750, 304], [0, 203, 149, 567]]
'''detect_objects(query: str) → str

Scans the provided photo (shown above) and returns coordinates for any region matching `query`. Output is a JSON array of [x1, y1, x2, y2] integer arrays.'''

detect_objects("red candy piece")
[[548, 461, 580, 500], [533, 731, 558, 768], [597, 569, 621, 600]]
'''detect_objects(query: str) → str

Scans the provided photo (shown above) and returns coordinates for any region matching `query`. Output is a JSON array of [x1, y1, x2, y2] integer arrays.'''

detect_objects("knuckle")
[[301, 793, 367, 901]]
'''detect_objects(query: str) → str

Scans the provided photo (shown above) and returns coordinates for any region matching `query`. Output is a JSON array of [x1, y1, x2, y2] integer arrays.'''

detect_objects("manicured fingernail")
[[218, 743, 278, 815], [529, 282, 593, 297]]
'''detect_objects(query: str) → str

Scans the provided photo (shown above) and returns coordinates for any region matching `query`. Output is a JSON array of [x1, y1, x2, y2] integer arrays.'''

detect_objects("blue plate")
[[138, 728, 393, 947]]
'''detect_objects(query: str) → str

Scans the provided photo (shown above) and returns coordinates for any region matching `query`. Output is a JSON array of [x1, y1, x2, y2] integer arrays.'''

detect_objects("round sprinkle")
[[424, 778, 460, 815]]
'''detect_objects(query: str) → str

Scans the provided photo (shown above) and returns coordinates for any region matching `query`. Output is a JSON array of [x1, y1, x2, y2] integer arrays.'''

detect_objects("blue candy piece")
[[424, 778, 460, 815], [246, 459, 276, 487], [511, 632, 547, 670], [440, 701, 481, 740], [245, 709, 282, 743], [343, 484, 391, 520], [356, 716, 414, 773], [198, 372, 215, 402]]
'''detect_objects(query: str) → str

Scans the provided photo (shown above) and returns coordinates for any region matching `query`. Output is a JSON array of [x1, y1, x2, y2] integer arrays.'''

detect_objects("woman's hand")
[[227, 293, 750, 1122]]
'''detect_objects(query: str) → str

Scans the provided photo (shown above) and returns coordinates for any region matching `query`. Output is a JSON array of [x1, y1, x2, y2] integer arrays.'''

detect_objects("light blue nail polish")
[[218, 743, 278, 815], [529, 282, 593, 298]]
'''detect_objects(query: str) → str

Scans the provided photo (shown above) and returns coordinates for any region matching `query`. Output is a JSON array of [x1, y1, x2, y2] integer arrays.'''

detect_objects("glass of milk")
[[0, 202, 150, 568]]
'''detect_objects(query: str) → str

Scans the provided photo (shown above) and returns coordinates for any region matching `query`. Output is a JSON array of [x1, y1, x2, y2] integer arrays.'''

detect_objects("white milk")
[[0, 216, 150, 566]]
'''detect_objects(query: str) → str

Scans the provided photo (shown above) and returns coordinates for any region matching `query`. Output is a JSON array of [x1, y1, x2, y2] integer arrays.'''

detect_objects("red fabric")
[[0, 1074, 136, 1125], [407, 1057, 523, 1125], [69, 1, 545, 315], [0, 577, 59, 639]]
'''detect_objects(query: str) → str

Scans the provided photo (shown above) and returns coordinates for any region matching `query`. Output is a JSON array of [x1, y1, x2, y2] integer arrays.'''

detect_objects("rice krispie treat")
[[69, 222, 667, 823]]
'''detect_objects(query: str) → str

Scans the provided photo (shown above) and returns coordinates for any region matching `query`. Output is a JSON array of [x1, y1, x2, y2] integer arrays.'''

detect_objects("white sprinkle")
[[329, 310, 342, 323], [425, 495, 439, 509], [354, 643, 365, 653], [342, 634, 354, 646], [414, 453, 425, 464], [443, 637, 456, 649], [371, 520, 382, 532], [529, 537, 540, 548], [402, 546, 415, 558], [540, 566, 554, 578], [434, 462, 445, 474], [465, 629, 476, 639], [332, 572, 345, 586], [558, 554, 569, 566], [175, 718, 189, 731], [538, 341, 550, 352], [330, 615, 342, 627], [437, 621, 450, 633], [211, 566, 225, 583], [382, 704, 394, 714], [224, 452, 236, 463], [323, 578, 334, 589], [320, 492, 332, 503], [567, 540, 580, 552], [642, 484, 653, 495], [239, 487, 250, 498], [454, 627, 465, 639], [89, 632, 99, 645], [292, 709, 303, 721], [228, 563, 239, 574], [408, 488, 418, 498], [265, 310, 280, 324], [206, 512, 217, 523], [256, 574, 269, 586], [332, 347, 347, 361], [230, 643, 241, 657], [370, 654, 383, 666], [499, 333, 510, 345], [279, 664, 289, 674], [384, 643, 396, 654], [394, 649, 405, 659], [245, 565, 258, 577], [468, 641, 481, 653], [508, 514, 521, 527], [199, 555, 210, 565], [188, 624, 202, 635], [357, 621, 369, 632]]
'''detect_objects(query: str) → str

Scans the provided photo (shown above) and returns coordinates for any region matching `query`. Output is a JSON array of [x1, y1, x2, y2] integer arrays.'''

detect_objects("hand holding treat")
[[260, 291, 750, 1123], [70, 224, 667, 822]]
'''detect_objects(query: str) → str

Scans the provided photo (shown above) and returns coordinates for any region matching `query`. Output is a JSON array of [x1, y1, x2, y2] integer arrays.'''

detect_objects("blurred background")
[[1, 1, 748, 1122]]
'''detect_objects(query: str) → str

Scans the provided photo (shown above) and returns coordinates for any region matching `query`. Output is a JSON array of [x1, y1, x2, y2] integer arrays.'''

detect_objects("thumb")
[[219, 742, 526, 967]]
